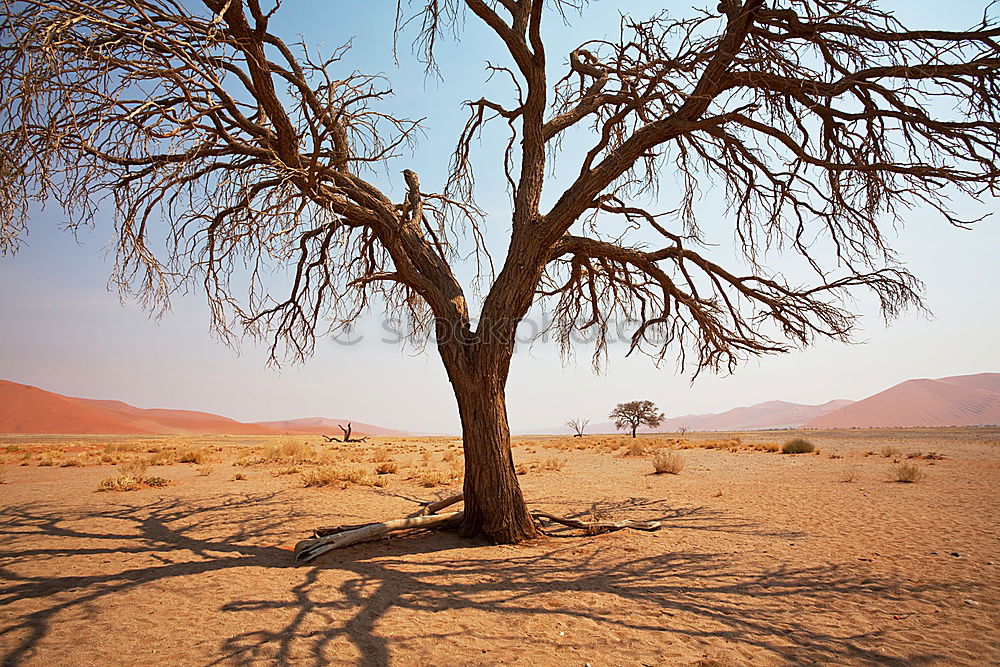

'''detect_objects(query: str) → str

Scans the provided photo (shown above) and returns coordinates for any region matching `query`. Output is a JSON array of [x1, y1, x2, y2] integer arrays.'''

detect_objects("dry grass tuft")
[[375, 461, 398, 475], [839, 465, 859, 483], [98, 460, 155, 492], [880, 445, 903, 458], [301, 466, 341, 487], [652, 449, 684, 474], [622, 441, 647, 457], [782, 438, 815, 454], [369, 448, 393, 463], [540, 457, 565, 471], [178, 448, 207, 464], [892, 462, 926, 483], [271, 465, 300, 476]]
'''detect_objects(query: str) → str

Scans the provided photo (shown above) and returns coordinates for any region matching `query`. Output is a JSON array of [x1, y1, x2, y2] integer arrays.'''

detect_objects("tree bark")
[[442, 345, 538, 543], [631, 423, 638, 438]]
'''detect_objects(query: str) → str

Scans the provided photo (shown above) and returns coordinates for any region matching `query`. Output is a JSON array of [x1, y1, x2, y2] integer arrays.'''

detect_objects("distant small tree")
[[565, 418, 590, 437], [610, 401, 665, 438]]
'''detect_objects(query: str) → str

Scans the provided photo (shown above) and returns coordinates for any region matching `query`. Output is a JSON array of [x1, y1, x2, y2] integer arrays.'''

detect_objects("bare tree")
[[610, 400, 665, 438], [565, 418, 590, 437], [2, 0, 999, 543]]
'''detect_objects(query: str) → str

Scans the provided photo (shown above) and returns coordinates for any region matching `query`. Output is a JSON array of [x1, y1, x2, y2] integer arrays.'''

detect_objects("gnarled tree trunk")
[[439, 333, 538, 543]]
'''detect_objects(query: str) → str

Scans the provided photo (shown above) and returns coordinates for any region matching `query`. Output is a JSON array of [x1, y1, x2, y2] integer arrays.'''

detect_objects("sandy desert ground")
[[1, 428, 998, 666]]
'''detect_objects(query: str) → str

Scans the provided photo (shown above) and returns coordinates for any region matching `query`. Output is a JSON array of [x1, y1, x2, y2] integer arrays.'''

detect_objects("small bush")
[[178, 448, 206, 464], [415, 469, 449, 487], [301, 466, 341, 487], [892, 462, 926, 483], [343, 467, 370, 485], [781, 438, 815, 454], [144, 476, 168, 488], [266, 441, 316, 463], [880, 445, 903, 458], [839, 465, 859, 483], [232, 472, 247, 481], [271, 465, 299, 476], [515, 462, 528, 475], [375, 461, 398, 475], [370, 448, 393, 463], [623, 441, 647, 457], [38, 452, 59, 466], [60, 454, 86, 467], [652, 450, 684, 474], [98, 474, 142, 492], [196, 465, 214, 476], [540, 457, 565, 471]]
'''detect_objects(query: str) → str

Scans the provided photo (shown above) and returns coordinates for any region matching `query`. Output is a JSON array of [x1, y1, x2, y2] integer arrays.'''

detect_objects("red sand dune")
[[806, 372, 1000, 428], [0, 379, 405, 436]]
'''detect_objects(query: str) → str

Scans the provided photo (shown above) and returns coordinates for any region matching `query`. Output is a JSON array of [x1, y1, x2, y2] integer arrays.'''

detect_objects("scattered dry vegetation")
[[782, 439, 815, 454], [892, 462, 926, 483], [652, 450, 684, 475]]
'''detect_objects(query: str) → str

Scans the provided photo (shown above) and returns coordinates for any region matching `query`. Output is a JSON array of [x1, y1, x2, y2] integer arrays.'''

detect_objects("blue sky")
[[1, 1, 998, 433]]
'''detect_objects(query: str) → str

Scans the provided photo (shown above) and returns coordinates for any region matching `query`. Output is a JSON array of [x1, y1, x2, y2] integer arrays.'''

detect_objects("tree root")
[[294, 492, 661, 563]]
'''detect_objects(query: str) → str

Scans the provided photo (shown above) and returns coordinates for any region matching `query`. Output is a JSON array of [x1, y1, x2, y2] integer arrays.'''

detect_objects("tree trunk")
[[444, 350, 538, 543], [631, 423, 638, 438]]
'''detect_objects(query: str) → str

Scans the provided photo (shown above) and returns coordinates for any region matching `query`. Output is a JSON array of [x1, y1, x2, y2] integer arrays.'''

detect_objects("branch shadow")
[[0, 494, 952, 666]]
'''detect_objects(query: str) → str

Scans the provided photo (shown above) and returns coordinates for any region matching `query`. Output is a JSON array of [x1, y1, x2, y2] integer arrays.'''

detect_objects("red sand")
[[807, 373, 1000, 428], [0, 380, 392, 437]]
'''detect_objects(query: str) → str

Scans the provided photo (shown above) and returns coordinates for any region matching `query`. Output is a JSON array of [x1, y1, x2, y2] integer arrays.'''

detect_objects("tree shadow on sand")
[[1, 494, 952, 666]]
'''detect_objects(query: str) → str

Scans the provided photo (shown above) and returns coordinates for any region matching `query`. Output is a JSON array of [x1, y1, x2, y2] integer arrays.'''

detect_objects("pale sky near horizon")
[[1, 1, 998, 434]]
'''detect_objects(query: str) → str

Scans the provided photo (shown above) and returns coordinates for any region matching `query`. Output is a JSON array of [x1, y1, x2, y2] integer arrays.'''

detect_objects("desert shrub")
[[441, 449, 457, 462], [270, 465, 299, 476], [839, 465, 859, 483], [301, 466, 341, 487], [623, 441, 647, 457], [652, 450, 684, 474], [370, 448, 393, 463], [147, 451, 177, 466], [375, 461, 398, 475], [98, 474, 142, 492], [38, 452, 59, 466], [782, 438, 815, 454], [515, 462, 528, 475], [880, 445, 903, 458], [415, 469, 449, 487], [892, 462, 926, 483], [235, 454, 267, 467], [540, 457, 565, 471], [104, 442, 143, 453], [907, 451, 923, 459], [343, 467, 370, 485], [925, 452, 945, 460], [265, 441, 316, 463], [144, 476, 168, 488], [754, 442, 780, 453], [232, 473, 247, 481], [178, 448, 206, 464], [60, 454, 86, 467], [196, 465, 214, 476], [98, 460, 153, 491]]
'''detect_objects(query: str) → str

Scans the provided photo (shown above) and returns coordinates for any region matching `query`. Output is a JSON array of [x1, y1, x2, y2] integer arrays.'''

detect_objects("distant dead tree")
[[565, 418, 590, 437], [611, 401, 665, 438], [338, 423, 367, 443], [677, 426, 689, 436], [3, 0, 1000, 542]]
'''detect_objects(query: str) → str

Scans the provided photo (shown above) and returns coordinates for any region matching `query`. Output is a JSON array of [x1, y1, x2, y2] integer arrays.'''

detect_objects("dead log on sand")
[[295, 512, 463, 562], [294, 492, 661, 563]]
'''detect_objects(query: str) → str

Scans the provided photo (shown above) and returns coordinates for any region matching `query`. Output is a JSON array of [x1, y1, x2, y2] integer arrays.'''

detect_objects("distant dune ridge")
[[3, 372, 998, 435], [528, 399, 854, 435], [0, 379, 408, 436], [804, 372, 1000, 428]]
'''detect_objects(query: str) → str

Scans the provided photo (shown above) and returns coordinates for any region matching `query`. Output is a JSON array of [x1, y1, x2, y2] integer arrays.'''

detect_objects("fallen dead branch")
[[295, 512, 464, 563], [294, 492, 662, 563]]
